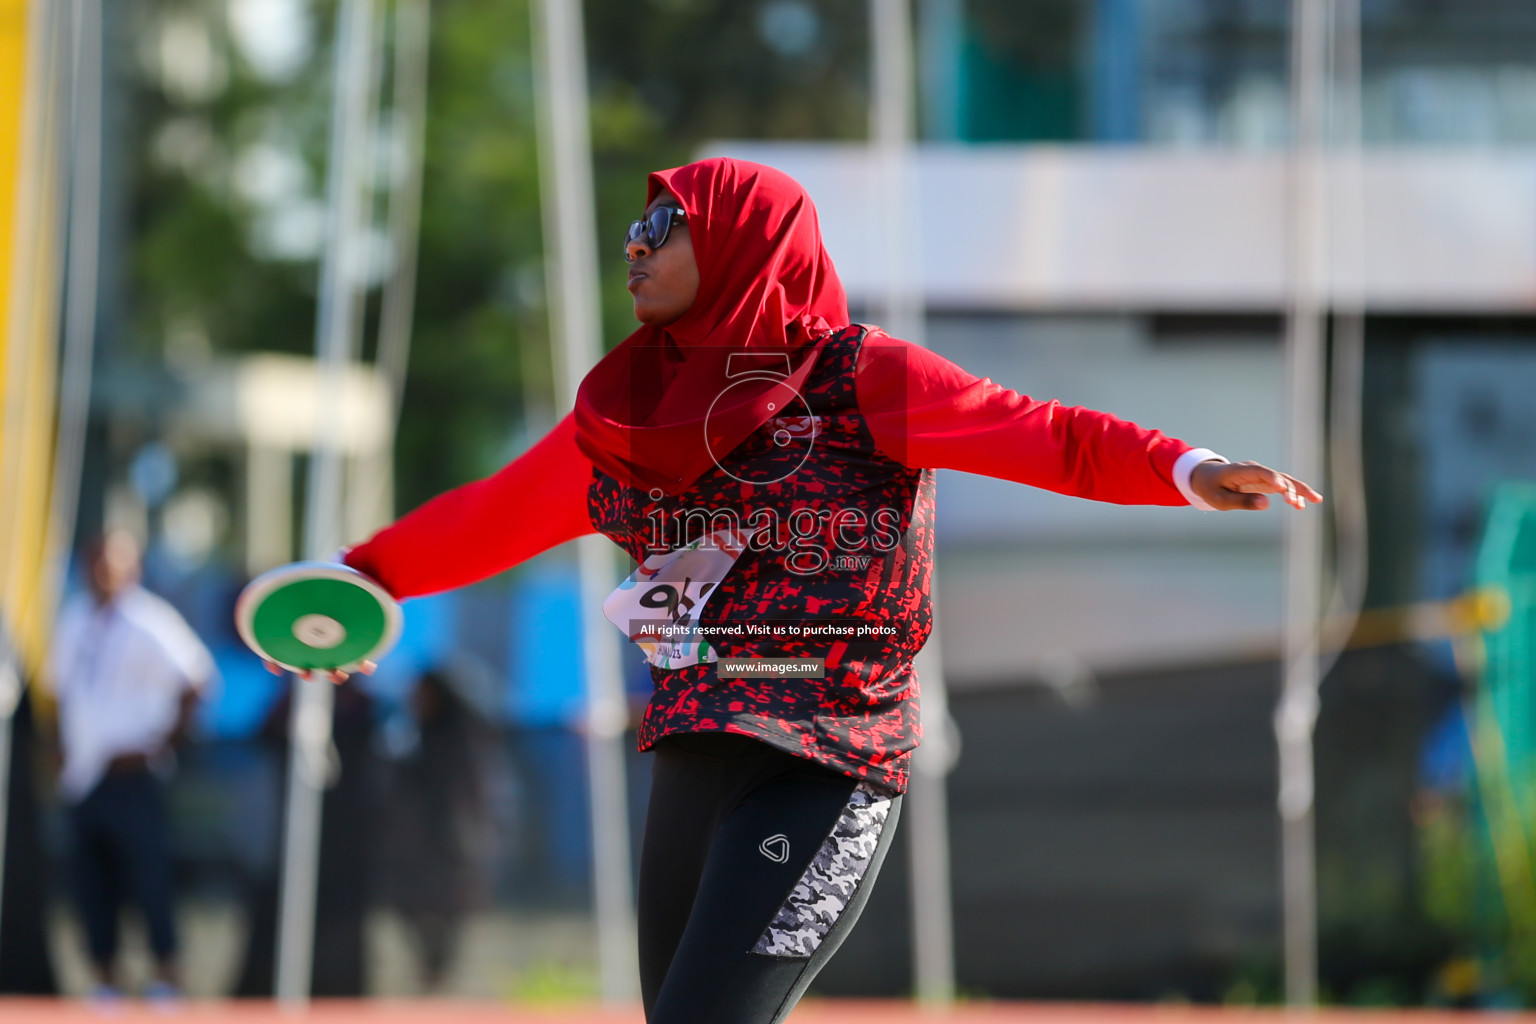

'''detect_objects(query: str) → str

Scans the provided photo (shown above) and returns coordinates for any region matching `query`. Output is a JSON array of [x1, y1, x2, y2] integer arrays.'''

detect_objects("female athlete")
[[337, 157, 1321, 1022]]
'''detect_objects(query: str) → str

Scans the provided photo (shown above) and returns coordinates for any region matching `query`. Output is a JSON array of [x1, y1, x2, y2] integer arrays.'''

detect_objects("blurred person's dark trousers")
[[70, 765, 177, 968], [0, 687, 58, 994]]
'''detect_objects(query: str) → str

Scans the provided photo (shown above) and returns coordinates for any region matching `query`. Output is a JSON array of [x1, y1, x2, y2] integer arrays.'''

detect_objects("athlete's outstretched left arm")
[[855, 332, 1320, 512], [343, 412, 598, 599]]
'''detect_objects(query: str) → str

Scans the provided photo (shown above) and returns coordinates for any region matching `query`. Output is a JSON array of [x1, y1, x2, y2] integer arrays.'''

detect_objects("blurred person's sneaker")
[[142, 980, 182, 1010], [86, 984, 123, 1010]]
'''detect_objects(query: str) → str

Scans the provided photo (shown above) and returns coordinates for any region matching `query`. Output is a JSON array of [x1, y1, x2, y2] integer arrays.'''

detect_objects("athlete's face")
[[626, 188, 699, 327]]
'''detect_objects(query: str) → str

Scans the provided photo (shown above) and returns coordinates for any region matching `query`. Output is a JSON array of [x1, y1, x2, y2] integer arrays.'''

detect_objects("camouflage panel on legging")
[[751, 783, 893, 958]]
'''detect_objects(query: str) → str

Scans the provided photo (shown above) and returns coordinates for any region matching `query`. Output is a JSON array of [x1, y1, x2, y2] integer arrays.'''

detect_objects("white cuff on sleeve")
[[1173, 448, 1229, 511]]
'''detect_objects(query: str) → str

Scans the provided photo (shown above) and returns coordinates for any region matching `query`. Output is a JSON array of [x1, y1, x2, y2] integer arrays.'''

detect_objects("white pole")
[[908, 625, 958, 1007], [375, 0, 432, 423], [870, 0, 958, 1007], [529, 0, 638, 1004], [361, 0, 432, 532], [1323, 0, 1369, 648], [1279, 0, 1331, 1008], [44, 0, 104, 690], [276, 0, 378, 1006], [870, 0, 924, 348]]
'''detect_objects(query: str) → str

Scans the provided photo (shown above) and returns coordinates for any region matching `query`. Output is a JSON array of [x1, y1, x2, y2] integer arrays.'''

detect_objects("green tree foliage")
[[125, 0, 869, 515]]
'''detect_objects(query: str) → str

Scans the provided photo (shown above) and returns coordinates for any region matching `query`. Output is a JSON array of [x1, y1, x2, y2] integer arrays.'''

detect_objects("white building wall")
[[706, 142, 1536, 313]]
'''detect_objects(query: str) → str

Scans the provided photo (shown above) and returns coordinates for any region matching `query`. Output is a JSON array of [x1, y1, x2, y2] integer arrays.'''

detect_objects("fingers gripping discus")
[[235, 562, 402, 673]]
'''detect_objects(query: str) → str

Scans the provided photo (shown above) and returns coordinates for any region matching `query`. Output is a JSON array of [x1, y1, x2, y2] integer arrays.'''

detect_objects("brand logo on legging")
[[759, 834, 790, 863]]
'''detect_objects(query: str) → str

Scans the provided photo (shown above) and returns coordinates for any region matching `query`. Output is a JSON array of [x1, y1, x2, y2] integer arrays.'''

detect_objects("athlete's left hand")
[[262, 659, 376, 684], [1190, 460, 1323, 511]]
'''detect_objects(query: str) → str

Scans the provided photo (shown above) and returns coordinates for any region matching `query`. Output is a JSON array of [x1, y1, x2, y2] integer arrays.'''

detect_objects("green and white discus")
[[235, 562, 402, 673]]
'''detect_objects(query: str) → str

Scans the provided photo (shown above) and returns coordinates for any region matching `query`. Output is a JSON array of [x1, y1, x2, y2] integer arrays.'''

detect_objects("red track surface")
[[0, 1001, 1520, 1023]]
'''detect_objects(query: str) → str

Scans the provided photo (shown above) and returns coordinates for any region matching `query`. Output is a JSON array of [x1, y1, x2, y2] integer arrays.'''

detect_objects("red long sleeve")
[[855, 331, 1192, 505], [344, 412, 597, 599]]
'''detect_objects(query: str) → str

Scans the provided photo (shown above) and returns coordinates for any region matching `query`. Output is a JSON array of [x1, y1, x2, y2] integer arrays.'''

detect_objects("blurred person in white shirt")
[[45, 529, 213, 1001]]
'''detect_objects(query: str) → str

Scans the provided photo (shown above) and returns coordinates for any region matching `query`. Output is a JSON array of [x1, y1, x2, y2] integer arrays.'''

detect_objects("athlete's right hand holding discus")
[[1189, 459, 1323, 512], [260, 659, 374, 684], [235, 561, 397, 684]]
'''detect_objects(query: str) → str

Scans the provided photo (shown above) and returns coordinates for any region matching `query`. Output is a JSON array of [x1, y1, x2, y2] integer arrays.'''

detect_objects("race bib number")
[[602, 528, 752, 670]]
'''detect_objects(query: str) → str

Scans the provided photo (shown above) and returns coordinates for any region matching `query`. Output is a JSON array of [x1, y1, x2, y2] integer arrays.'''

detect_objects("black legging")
[[638, 731, 903, 1023]]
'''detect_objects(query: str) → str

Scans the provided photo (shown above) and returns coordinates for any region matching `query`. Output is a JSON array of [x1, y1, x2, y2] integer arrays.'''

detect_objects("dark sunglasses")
[[624, 206, 687, 262]]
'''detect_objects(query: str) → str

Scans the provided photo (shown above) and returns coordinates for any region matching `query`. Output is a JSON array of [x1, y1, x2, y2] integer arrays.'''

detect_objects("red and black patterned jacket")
[[346, 326, 1199, 794], [589, 325, 933, 791]]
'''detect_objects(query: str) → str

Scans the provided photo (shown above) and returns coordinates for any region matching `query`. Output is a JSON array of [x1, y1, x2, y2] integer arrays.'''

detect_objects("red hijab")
[[574, 158, 849, 495]]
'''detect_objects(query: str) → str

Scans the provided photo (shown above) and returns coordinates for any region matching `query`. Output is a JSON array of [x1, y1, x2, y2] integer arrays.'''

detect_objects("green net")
[[1470, 482, 1536, 985], [1476, 483, 1536, 795]]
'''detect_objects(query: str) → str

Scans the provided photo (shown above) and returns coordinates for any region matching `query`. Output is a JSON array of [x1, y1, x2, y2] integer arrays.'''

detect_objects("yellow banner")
[[0, 1, 26, 343], [0, 0, 63, 679]]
